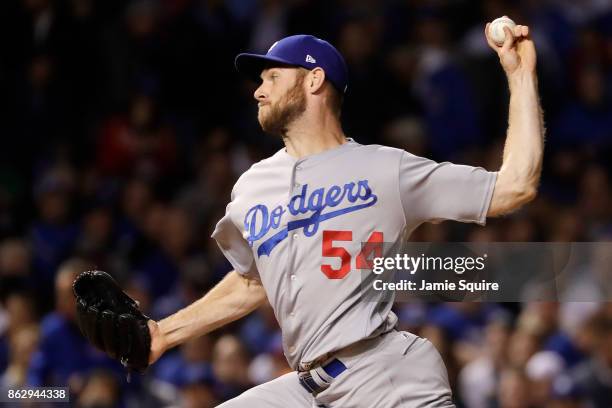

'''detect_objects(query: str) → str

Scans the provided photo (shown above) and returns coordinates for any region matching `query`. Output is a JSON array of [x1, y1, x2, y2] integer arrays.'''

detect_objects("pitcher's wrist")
[[508, 70, 537, 91]]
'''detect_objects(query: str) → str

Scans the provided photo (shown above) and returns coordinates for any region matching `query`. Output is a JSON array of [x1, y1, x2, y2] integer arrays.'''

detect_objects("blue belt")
[[298, 358, 347, 394]]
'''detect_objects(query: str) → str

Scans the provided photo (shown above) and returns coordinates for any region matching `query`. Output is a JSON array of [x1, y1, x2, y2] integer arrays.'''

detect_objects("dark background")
[[0, 0, 611, 407]]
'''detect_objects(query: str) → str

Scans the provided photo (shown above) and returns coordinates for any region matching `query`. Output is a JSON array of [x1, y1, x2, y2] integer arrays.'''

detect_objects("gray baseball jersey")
[[212, 139, 496, 370]]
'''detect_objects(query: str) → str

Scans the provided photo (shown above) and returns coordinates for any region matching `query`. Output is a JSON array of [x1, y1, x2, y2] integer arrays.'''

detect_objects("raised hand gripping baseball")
[[485, 18, 536, 76]]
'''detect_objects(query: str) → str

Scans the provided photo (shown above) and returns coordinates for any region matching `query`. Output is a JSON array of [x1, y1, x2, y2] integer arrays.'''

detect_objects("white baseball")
[[489, 16, 516, 46]]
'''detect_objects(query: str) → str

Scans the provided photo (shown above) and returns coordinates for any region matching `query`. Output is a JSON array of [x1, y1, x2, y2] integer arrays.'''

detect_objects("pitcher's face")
[[254, 67, 307, 136]]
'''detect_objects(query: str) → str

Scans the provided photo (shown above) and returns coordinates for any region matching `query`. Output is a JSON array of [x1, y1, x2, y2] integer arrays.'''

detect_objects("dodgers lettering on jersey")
[[244, 181, 378, 257], [212, 139, 497, 370]]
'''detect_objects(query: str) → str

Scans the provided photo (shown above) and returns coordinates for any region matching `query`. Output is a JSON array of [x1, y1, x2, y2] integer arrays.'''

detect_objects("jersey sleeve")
[[398, 151, 497, 225], [211, 199, 260, 279]]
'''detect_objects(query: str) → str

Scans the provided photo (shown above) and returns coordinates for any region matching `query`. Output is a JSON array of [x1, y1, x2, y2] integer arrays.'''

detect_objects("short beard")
[[259, 73, 307, 137]]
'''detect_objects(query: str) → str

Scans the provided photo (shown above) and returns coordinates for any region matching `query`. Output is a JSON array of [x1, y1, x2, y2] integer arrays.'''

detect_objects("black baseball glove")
[[73, 270, 151, 376]]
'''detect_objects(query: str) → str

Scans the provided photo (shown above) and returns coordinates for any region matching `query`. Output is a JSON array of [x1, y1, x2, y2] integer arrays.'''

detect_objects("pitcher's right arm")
[[148, 270, 267, 364]]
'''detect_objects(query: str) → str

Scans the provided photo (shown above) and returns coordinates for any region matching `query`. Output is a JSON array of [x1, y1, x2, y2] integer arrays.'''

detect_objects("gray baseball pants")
[[217, 330, 455, 408]]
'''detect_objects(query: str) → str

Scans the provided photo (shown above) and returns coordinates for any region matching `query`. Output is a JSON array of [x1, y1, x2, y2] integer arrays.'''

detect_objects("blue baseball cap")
[[235, 34, 348, 94]]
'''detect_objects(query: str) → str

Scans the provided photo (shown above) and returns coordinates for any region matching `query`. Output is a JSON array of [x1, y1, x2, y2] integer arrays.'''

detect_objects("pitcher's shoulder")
[[350, 143, 406, 161], [232, 149, 289, 194]]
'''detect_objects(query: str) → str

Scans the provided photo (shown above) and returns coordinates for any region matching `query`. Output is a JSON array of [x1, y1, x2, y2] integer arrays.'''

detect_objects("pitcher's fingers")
[[501, 26, 516, 53], [514, 25, 523, 37], [514, 25, 529, 38]]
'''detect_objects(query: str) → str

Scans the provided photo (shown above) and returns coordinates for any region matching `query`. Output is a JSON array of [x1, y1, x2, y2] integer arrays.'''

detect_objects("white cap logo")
[[305, 55, 316, 63]]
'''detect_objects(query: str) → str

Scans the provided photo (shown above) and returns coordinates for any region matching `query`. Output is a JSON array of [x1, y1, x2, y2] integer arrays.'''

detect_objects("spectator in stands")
[[0, 239, 30, 278], [212, 335, 252, 401], [135, 206, 195, 298], [76, 369, 122, 408], [0, 324, 39, 388], [459, 316, 512, 408], [29, 167, 78, 288], [571, 313, 612, 407], [75, 205, 116, 267], [0, 287, 39, 378], [497, 367, 531, 408], [526, 351, 566, 406], [27, 258, 121, 387], [552, 65, 612, 149], [411, 12, 482, 160], [178, 375, 218, 408], [154, 334, 213, 388], [96, 93, 178, 179]]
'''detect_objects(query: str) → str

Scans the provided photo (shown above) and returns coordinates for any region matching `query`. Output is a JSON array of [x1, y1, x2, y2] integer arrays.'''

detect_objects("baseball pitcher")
[[76, 21, 544, 408]]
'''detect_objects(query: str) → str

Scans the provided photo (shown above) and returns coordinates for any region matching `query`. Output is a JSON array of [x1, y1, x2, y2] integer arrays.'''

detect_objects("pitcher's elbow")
[[514, 185, 538, 208]]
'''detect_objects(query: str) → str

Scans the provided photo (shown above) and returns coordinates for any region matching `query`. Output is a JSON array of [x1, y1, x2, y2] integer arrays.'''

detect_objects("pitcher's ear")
[[308, 67, 326, 93]]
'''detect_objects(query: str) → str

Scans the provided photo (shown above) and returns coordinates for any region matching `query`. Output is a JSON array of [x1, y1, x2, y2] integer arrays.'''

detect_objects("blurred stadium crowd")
[[0, 0, 611, 407]]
